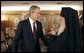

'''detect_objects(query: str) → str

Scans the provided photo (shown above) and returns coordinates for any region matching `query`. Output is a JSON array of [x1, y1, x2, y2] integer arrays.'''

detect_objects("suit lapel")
[[36, 21, 38, 32], [26, 18, 33, 37]]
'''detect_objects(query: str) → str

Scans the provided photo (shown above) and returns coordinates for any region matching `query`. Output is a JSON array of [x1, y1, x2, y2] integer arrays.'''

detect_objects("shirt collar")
[[29, 17, 35, 23]]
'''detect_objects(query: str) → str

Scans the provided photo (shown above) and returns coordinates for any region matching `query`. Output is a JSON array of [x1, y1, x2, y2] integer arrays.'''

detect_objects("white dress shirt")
[[29, 18, 37, 32]]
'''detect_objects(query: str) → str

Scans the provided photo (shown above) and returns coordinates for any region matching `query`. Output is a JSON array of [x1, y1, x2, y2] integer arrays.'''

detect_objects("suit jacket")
[[12, 18, 46, 52]]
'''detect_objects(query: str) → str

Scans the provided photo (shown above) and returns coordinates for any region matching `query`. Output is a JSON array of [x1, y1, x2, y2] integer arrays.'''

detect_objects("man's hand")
[[49, 26, 58, 36]]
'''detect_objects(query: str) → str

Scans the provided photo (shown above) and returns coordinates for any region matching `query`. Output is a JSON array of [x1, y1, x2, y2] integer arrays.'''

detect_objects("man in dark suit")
[[12, 5, 46, 52]]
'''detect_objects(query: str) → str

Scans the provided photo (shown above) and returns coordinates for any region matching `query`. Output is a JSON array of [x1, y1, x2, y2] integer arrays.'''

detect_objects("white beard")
[[57, 25, 66, 36]]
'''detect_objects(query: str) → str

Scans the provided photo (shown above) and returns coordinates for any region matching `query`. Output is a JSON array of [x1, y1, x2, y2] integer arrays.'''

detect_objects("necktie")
[[33, 22, 36, 39]]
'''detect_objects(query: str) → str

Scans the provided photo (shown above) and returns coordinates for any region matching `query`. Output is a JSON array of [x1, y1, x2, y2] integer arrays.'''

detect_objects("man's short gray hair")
[[29, 5, 40, 15]]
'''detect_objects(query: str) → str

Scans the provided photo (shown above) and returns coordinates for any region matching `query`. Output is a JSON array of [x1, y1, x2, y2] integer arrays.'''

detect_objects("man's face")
[[32, 8, 41, 20]]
